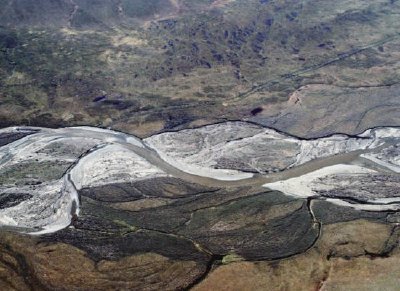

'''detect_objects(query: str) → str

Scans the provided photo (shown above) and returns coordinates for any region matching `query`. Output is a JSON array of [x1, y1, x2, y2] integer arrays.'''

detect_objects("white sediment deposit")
[[69, 126, 145, 148], [0, 123, 399, 234], [144, 122, 394, 176], [263, 164, 375, 198], [359, 128, 400, 172], [0, 178, 79, 235], [261, 127, 400, 210], [0, 127, 161, 234], [263, 164, 400, 211], [70, 144, 166, 189]]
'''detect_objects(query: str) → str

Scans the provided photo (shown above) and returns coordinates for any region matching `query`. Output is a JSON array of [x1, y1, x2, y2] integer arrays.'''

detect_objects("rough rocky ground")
[[0, 0, 399, 138], [1, 0, 400, 290]]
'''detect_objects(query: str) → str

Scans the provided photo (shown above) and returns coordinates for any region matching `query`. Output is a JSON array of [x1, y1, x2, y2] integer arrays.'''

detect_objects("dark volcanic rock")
[[0, 192, 32, 209], [0, 131, 36, 147], [61, 179, 317, 262], [78, 185, 254, 233], [315, 173, 400, 202], [80, 177, 219, 202], [311, 200, 388, 225], [43, 227, 210, 263], [178, 193, 319, 260]]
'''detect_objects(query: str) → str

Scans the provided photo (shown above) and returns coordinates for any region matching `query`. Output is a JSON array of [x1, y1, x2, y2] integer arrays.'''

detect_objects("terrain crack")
[[130, 226, 222, 290], [302, 81, 400, 90], [185, 254, 223, 291], [325, 225, 400, 262], [321, 195, 400, 206], [306, 197, 322, 250], [116, 0, 123, 16], [68, 0, 79, 27], [317, 264, 332, 291], [133, 227, 214, 257], [354, 104, 400, 131], [184, 188, 269, 215], [238, 33, 400, 99], [0, 242, 50, 291]]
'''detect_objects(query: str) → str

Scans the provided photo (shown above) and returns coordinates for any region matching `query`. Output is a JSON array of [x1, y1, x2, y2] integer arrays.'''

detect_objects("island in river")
[[0, 122, 399, 290]]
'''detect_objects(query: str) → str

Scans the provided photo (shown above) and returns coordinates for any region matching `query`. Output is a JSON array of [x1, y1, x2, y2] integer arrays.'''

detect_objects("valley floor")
[[0, 122, 399, 290]]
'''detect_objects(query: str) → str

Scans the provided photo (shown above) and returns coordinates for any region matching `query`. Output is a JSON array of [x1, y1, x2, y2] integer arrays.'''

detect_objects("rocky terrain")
[[0, 0, 399, 137], [0, 123, 399, 290], [1, 0, 400, 290]]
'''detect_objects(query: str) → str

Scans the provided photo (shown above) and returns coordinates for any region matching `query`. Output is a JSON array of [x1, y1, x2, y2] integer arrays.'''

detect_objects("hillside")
[[1, 0, 399, 137]]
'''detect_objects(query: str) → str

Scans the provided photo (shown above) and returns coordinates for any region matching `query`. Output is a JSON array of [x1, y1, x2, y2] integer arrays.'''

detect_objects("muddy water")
[[53, 127, 397, 189], [2, 126, 396, 190], [0, 125, 399, 234]]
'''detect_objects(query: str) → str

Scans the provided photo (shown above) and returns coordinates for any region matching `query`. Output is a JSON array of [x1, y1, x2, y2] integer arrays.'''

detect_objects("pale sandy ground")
[[0, 124, 399, 233]]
